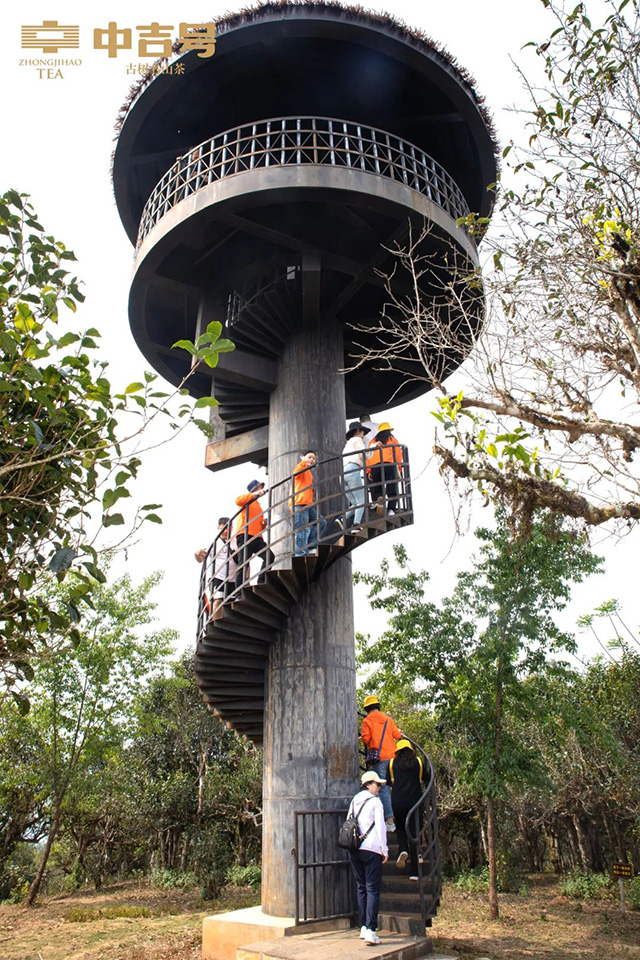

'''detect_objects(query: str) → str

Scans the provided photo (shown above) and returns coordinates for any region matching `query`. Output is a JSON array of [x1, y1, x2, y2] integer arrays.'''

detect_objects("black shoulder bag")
[[338, 796, 375, 851]]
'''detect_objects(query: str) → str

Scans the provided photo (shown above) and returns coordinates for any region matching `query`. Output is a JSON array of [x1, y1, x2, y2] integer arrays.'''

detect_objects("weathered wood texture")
[[262, 319, 359, 916], [262, 556, 358, 916]]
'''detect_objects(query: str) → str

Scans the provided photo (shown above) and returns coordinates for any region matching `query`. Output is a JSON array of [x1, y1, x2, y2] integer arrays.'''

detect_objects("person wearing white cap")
[[347, 770, 389, 946]]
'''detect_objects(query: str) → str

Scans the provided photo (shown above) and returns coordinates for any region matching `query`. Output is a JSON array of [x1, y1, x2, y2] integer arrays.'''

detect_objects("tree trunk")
[[26, 803, 61, 906], [572, 815, 591, 871], [479, 814, 489, 862], [614, 819, 628, 863], [466, 823, 480, 868], [486, 798, 499, 920]]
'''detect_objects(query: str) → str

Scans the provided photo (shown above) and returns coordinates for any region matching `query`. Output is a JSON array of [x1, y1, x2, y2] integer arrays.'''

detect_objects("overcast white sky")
[[2, 0, 637, 663]]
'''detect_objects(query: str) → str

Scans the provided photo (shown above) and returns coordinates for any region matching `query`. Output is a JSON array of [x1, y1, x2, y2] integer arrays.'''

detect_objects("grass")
[[0, 881, 260, 960], [432, 873, 640, 960], [0, 875, 637, 960]]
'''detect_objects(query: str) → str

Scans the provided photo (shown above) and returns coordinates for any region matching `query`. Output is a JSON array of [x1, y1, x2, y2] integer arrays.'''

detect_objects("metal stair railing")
[[197, 443, 413, 639], [138, 116, 472, 247], [404, 737, 442, 925]]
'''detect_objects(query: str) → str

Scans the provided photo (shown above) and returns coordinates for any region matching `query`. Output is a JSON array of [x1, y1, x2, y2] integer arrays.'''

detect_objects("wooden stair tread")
[[195, 503, 415, 750]]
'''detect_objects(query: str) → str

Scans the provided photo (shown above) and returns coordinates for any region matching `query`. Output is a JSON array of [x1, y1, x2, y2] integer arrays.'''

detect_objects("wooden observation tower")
[[113, 0, 496, 930]]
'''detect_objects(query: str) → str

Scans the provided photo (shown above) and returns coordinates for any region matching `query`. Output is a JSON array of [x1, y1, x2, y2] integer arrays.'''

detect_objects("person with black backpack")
[[345, 771, 388, 946]]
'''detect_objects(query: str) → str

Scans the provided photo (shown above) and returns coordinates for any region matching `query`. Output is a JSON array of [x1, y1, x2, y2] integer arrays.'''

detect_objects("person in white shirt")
[[359, 414, 379, 443], [195, 517, 237, 612], [348, 770, 389, 946], [342, 422, 368, 530]]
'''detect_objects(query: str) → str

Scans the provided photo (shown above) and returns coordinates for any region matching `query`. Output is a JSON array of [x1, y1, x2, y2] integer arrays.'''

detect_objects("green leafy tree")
[[356, 512, 600, 917], [131, 656, 262, 897], [0, 570, 175, 905], [0, 189, 233, 703]]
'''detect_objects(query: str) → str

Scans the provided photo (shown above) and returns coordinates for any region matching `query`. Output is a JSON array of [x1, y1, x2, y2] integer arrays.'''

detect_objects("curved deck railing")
[[197, 443, 412, 638], [406, 738, 442, 923], [138, 116, 471, 245]]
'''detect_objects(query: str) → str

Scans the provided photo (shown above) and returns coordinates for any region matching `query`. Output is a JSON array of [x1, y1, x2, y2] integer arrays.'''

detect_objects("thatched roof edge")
[[111, 0, 499, 169]]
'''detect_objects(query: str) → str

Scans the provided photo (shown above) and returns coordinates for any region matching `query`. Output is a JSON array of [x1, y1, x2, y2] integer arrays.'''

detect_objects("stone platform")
[[237, 929, 457, 960], [202, 906, 350, 960]]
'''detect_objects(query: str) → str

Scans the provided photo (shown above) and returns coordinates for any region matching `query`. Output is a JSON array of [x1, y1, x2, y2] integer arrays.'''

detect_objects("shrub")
[[452, 859, 525, 895], [559, 871, 615, 900], [626, 876, 640, 909], [150, 868, 197, 890], [66, 905, 153, 922], [225, 864, 261, 888], [453, 866, 489, 893]]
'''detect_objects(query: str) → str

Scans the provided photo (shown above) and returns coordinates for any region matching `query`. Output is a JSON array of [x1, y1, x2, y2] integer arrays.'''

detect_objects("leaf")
[[103, 513, 125, 527], [171, 339, 196, 355], [48, 547, 77, 572], [210, 338, 235, 353], [125, 382, 145, 394], [194, 396, 220, 408], [205, 320, 223, 339], [82, 562, 107, 583], [144, 513, 162, 524]]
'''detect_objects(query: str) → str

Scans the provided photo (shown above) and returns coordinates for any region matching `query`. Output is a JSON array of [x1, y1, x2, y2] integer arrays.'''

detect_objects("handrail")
[[137, 115, 472, 246], [405, 736, 441, 922], [196, 442, 413, 638]]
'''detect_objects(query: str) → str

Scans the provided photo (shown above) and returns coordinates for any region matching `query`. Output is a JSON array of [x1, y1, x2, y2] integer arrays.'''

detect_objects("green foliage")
[[225, 863, 261, 888], [66, 904, 153, 922], [452, 856, 524, 895], [0, 190, 233, 706], [150, 868, 197, 890], [431, 1, 640, 531], [627, 877, 640, 909], [357, 511, 601, 800], [454, 865, 490, 894], [559, 871, 615, 901]]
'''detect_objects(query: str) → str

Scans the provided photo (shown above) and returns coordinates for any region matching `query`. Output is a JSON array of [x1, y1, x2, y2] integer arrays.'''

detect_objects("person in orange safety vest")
[[290, 451, 327, 556], [361, 694, 403, 829], [234, 479, 274, 587], [366, 422, 403, 516]]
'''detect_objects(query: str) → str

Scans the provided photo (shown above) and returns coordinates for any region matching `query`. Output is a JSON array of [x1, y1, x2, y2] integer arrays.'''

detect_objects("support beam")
[[205, 426, 269, 472]]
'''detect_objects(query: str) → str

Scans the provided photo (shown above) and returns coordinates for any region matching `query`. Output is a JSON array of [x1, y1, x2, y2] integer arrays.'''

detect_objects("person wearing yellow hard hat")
[[388, 739, 426, 880], [360, 695, 403, 831], [365, 422, 403, 517]]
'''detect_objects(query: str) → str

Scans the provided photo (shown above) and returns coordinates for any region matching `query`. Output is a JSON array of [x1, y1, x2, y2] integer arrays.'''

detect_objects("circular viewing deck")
[[137, 116, 472, 248]]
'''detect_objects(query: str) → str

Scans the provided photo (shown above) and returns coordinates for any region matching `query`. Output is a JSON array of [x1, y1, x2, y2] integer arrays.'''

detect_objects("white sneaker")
[[359, 925, 367, 939], [396, 850, 408, 869], [409, 875, 419, 881], [364, 930, 382, 945], [385, 818, 396, 832]]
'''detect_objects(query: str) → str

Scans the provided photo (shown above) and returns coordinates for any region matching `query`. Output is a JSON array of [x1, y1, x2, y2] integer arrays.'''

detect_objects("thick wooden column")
[[262, 319, 359, 917]]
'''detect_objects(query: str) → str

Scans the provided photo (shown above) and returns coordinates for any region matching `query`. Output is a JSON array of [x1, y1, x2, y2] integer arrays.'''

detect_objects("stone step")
[[377, 912, 426, 938], [237, 928, 435, 960], [380, 892, 433, 913]]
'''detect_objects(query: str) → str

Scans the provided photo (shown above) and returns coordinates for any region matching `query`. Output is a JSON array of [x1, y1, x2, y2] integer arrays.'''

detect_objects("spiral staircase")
[[194, 449, 412, 743], [194, 453, 442, 933]]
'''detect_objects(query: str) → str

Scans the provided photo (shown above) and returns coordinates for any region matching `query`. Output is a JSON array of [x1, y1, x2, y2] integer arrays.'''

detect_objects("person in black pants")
[[347, 771, 389, 946], [389, 740, 425, 880]]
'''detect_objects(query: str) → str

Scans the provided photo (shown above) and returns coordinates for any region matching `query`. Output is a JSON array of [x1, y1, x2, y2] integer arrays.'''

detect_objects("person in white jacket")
[[347, 770, 389, 946], [342, 422, 368, 530]]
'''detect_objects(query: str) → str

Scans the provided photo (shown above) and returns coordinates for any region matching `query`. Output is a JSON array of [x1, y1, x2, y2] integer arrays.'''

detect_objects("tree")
[[352, 1, 640, 533], [131, 656, 262, 897], [433, 0, 640, 530], [0, 189, 233, 703], [3, 570, 176, 905], [356, 511, 600, 917]]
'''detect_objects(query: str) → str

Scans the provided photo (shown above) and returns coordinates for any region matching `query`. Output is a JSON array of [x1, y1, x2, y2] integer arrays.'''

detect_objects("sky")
[[2, 0, 637, 663]]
